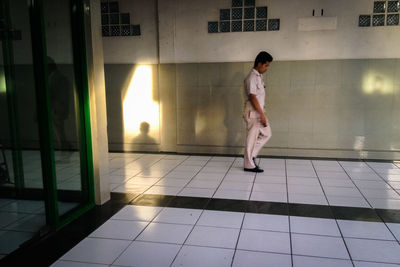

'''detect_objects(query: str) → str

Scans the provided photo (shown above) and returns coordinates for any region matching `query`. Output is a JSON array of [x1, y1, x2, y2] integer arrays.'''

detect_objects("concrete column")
[[85, 0, 110, 205]]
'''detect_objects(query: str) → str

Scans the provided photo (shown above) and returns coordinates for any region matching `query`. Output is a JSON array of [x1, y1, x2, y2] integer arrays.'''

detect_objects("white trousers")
[[243, 117, 272, 169]]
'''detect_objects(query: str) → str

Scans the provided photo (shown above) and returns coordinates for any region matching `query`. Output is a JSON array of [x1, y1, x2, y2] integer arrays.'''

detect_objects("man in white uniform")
[[243, 51, 273, 172]]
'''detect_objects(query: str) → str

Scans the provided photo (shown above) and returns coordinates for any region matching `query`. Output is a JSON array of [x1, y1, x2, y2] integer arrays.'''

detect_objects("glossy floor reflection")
[[0, 199, 78, 259], [107, 153, 400, 210]]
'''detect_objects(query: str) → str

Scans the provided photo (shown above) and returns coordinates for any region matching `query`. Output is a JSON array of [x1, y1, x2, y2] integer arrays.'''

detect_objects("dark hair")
[[253, 51, 273, 67]]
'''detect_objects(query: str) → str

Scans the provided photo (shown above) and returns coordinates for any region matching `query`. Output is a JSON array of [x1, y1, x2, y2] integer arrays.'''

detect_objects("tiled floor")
[[0, 150, 82, 258], [3, 152, 400, 266], [0, 198, 79, 258], [51, 204, 400, 266], [106, 153, 400, 209], [7, 151, 400, 209]]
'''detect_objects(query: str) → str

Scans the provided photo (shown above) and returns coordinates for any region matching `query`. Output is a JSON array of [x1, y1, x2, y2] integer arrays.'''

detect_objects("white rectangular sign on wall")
[[298, 17, 338, 31]]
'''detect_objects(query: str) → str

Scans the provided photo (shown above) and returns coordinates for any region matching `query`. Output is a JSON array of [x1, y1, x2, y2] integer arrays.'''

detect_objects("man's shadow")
[[132, 122, 157, 148]]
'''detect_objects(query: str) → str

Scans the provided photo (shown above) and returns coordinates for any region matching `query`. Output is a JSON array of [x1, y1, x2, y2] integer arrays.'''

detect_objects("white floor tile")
[[197, 210, 244, 228], [177, 188, 215, 198], [213, 189, 251, 200], [323, 186, 363, 198], [288, 185, 324, 195], [144, 186, 183, 196], [252, 183, 287, 193], [155, 178, 190, 187], [287, 177, 320, 186], [381, 174, 400, 182], [353, 180, 392, 189], [51, 261, 108, 267], [386, 223, 400, 241], [353, 261, 400, 267], [111, 169, 142, 176], [348, 173, 381, 181], [174, 166, 203, 172], [194, 173, 225, 180], [232, 250, 291, 267], [286, 165, 315, 171], [137, 222, 192, 244], [250, 191, 288, 202], [153, 207, 202, 225], [223, 175, 255, 183], [60, 238, 130, 265], [201, 167, 229, 173], [337, 220, 395, 240], [290, 216, 341, 236], [89, 220, 148, 240], [317, 171, 350, 179], [292, 255, 352, 267], [289, 193, 328, 205], [185, 226, 240, 249], [171, 245, 234, 267], [125, 177, 161, 186], [319, 179, 355, 187], [345, 238, 400, 264], [361, 189, 400, 199], [219, 181, 253, 191], [243, 213, 289, 232], [291, 233, 350, 259], [112, 184, 150, 194], [113, 241, 180, 267], [108, 174, 134, 183], [254, 176, 286, 184], [326, 196, 370, 208], [111, 205, 162, 221], [287, 170, 316, 178], [206, 161, 233, 167], [368, 198, 400, 209], [187, 180, 221, 189], [387, 181, 400, 189], [136, 170, 169, 178], [163, 172, 197, 179], [262, 169, 286, 176], [237, 229, 291, 254]]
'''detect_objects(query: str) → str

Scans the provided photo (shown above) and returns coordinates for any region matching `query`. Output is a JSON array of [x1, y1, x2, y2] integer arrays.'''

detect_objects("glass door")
[[0, 0, 94, 258], [0, 0, 47, 258]]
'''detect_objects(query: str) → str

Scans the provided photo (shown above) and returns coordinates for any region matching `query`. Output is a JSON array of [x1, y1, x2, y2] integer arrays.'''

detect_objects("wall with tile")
[[102, 0, 400, 63], [101, 0, 400, 159], [157, 0, 400, 63], [105, 59, 400, 159], [102, 0, 158, 64]]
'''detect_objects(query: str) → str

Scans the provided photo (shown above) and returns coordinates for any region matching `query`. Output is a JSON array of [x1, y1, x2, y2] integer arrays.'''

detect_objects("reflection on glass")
[[0, 70, 6, 93], [44, 0, 81, 216], [0, 0, 47, 257]]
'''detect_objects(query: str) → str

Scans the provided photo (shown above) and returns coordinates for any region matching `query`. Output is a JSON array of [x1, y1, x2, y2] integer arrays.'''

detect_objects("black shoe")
[[244, 167, 264, 173], [253, 157, 259, 168]]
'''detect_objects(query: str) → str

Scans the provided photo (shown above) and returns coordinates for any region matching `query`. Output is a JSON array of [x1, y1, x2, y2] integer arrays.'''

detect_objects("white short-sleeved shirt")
[[243, 68, 265, 114]]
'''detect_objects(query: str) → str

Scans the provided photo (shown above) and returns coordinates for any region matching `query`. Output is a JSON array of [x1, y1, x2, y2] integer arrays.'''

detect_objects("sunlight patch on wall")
[[122, 65, 159, 142], [362, 71, 393, 95]]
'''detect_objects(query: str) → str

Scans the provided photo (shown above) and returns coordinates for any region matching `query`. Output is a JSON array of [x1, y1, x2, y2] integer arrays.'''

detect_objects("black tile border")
[[129, 193, 400, 223], [3, 191, 400, 266]]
